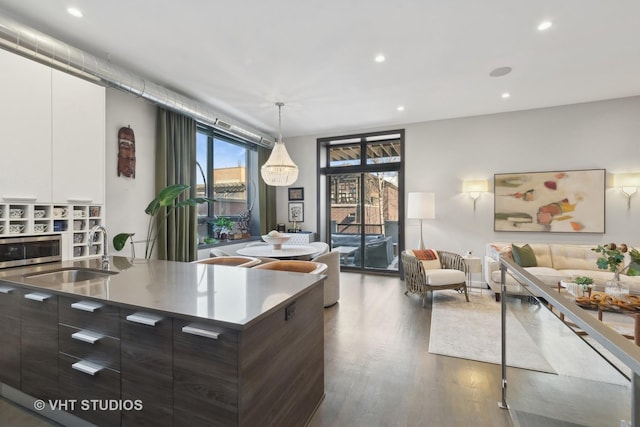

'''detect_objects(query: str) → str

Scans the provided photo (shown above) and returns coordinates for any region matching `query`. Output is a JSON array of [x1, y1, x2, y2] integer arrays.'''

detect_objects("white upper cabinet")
[[0, 49, 53, 202], [51, 70, 106, 204]]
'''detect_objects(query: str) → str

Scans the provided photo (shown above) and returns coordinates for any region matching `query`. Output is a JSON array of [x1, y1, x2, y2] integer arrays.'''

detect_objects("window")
[[318, 130, 404, 274], [196, 124, 258, 241]]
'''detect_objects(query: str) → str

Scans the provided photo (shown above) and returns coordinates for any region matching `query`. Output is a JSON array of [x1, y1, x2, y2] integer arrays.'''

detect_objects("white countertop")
[[0, 257, 324, 330]]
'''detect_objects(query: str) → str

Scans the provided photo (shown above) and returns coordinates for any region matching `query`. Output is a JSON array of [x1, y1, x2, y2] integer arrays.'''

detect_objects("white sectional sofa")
[[483, 242, 640, 301]]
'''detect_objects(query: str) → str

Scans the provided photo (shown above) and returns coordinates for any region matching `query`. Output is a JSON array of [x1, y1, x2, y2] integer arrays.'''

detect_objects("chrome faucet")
[[89, 225, 110, 270]]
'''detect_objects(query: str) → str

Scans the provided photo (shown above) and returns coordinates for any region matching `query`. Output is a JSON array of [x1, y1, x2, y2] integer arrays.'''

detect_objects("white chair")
[[253, 260, 328, 275], [312, 250, 340, 307], [309, 241, 330, 257], [256, 257, 279, 264], [193, 256, 261, 267], [209, 248, 231, 257]]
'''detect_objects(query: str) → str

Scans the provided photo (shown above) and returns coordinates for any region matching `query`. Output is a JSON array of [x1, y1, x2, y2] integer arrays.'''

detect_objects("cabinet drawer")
[[120, 310, 173, 427], [21, 290, 58, 400], [58, 353, 120, 426], [59, 324, 120, 371], [0, 286, 21, 388], [173, 319, 239, 425], [59, 296, 120, 338]]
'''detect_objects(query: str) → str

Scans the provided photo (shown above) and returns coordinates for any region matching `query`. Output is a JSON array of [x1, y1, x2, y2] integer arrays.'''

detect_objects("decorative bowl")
[[262, 234, 291, 250]]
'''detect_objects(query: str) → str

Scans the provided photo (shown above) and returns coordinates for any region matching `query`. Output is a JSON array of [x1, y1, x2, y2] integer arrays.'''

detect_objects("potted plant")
[[113, 184, 212, 259], [211, 216, 234, 240], [592, 243, 640, 295], [574, 276, 594, 296]]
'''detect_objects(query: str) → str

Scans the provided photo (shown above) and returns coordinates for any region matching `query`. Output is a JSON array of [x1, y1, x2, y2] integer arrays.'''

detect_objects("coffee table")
[[555, 285, 640, 345]]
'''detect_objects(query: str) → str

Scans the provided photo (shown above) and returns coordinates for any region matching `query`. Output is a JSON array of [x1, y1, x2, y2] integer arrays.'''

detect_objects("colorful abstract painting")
[[494, 169, 605, 233]]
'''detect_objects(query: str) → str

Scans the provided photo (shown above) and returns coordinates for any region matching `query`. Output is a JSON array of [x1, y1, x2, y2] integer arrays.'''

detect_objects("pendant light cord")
[[276, 102, 284, 142]]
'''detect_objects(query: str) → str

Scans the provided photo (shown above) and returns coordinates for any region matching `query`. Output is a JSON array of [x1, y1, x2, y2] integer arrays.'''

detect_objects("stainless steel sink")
[[24, 267, 118, 284]]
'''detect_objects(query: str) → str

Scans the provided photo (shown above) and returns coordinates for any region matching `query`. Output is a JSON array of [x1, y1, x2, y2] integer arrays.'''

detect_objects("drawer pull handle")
[[182, 325, 220, 340], [71, 301, 104, 312], [0, 286, 15, 294], [71, 330, 103, 344], [126, 312, 164, 326], [24, 292, 52, 302], [72, 360, 103, 376]]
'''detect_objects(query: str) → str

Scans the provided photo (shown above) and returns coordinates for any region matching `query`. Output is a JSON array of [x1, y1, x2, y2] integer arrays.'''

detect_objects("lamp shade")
[[407, 192, 435, 219], [260, 140, 299, 186], [462, 179, 489, 193], [614, 173, 640, 188]]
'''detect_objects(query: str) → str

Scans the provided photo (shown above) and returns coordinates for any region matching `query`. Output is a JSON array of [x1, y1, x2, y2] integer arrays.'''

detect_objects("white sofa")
[[483, 242, 640, 301]]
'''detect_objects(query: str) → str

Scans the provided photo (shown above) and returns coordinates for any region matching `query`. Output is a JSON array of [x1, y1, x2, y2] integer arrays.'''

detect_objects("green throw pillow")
[[511, 244, 537, 267]]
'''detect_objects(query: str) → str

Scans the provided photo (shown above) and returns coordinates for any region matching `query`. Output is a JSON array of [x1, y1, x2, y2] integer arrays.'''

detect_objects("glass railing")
[[497, 256, 640, 427]]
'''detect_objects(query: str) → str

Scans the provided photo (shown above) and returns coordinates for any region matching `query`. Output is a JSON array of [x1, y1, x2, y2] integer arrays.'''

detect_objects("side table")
[[464, 256, 483, 294]]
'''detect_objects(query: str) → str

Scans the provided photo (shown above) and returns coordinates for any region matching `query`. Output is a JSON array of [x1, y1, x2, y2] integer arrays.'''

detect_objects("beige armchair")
[[401, 249, 468, 307]]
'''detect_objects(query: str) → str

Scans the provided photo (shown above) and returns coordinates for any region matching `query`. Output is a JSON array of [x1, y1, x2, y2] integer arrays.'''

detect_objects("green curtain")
[[258, 146, 277, 234], [156, 108, 197, 262]]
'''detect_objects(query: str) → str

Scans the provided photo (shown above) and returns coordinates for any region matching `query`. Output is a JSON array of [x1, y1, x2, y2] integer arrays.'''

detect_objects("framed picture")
[[288, 187, 304, 201], [494, 168, 605, 233], [288, 202, 304, 222]]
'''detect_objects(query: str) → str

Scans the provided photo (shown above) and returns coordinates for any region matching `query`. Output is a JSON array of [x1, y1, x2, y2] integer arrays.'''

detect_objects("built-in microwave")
[[0, 235, 62, 269]]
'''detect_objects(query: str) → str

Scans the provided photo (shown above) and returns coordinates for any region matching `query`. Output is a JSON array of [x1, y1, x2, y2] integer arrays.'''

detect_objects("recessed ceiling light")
[[374, 54, 386, 63], [489, 66, 512, 77], [537, 20, 552, 31], [67, 7, 83, 18], [501, 92, 511, 99], [396, 106, 405, 111]]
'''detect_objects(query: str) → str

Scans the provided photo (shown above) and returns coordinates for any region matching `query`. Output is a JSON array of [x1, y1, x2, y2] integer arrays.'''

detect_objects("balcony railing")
[[497, 256, 640, 426]]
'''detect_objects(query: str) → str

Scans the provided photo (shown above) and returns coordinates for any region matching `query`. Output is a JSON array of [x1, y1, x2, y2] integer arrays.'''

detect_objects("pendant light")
[[260, 102, 299, 186]]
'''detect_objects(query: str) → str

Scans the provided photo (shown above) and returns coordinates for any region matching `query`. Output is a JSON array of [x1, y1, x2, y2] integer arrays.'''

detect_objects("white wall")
[[283, 96, 640, 256], [105, 88, 157, 258]]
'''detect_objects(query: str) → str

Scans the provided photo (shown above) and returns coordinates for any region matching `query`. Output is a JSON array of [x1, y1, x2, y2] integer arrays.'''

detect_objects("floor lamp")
[[407, 192, 435, 250]]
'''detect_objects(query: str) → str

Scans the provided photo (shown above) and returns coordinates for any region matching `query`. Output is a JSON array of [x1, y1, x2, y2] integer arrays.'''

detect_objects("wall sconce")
[[407, 192, 435, 250], [462, 179, 489, 212], [614, 173, 640, 209]]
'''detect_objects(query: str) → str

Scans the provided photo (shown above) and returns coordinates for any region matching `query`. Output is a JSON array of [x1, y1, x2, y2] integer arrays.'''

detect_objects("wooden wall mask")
[[117, 126, 136, 178]]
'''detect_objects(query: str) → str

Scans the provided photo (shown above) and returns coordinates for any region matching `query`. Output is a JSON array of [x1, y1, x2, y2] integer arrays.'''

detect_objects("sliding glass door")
[[318, 130, 403, 274]]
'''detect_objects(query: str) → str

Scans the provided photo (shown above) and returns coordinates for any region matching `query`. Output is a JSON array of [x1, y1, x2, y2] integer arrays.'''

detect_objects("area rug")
[[429, 292, 630, 386], [428, 292, 556, 373]]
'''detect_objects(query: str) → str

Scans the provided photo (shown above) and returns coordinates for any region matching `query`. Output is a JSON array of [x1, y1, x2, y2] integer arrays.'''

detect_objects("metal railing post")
[[633, 373, 639, 427], [499, 263, 509, 409]]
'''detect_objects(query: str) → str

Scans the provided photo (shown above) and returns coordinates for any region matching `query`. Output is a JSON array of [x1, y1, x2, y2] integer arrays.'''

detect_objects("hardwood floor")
[[2, 272, 515, 427], [308, 272, 513, 427], [0, 398, 62, 426]]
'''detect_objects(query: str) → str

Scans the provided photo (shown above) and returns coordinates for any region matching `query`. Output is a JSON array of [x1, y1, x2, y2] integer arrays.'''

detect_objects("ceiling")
[[1, 1, 640, 139]]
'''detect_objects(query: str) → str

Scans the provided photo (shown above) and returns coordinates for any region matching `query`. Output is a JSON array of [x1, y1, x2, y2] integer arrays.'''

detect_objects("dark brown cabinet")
[[0, 285, 21, 389], [173, 320, 239, 427], [1, 273, 324, 427], [21, 290, 58, 400], [120, 309, 173, 427], [58, 296, 121, 426]]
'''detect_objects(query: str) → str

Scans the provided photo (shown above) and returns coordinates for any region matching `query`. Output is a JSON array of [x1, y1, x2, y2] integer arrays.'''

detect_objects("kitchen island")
[[0, 256, 325, 427]]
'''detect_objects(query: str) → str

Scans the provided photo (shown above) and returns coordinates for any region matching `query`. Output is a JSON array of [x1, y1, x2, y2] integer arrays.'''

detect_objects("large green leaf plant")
[[113, 184, 212, 259]]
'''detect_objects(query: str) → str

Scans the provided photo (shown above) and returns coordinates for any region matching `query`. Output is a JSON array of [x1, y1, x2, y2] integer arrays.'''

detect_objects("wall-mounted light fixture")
[[407, 192, 435, 250], [614, 173, 640, 209], [462, 179, 489, 212]]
